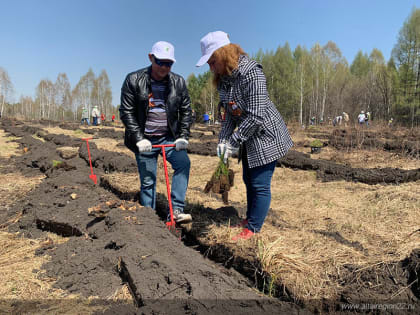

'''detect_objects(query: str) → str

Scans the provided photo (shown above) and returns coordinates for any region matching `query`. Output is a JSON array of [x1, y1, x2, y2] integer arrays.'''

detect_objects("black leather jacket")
[[119, 66, 192, 153]]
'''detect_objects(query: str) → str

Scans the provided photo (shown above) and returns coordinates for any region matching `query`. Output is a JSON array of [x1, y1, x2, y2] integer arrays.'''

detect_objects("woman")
[[196, 31, 293, 240]]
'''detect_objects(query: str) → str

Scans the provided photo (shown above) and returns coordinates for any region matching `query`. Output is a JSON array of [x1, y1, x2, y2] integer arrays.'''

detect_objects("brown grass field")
[[0, 121, 419, 311]]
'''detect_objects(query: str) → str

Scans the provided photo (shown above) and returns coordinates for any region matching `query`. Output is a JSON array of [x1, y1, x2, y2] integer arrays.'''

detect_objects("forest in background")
[[188, 8, 419, 127], [0, 8, 418, 127]]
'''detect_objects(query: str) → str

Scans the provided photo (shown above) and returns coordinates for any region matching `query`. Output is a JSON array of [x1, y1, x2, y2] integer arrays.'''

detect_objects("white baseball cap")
[[196, 31, 230, 67], [150, 41, 176, 62]]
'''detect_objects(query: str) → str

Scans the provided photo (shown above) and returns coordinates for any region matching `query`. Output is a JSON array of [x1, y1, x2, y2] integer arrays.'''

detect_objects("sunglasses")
[[154, 57, 174, 68]]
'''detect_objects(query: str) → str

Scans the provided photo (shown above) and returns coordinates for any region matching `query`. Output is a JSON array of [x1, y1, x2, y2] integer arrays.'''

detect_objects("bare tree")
[[0, 67, 13, 117], [92, 70, 112, 119], [55, 73, 71, 121]]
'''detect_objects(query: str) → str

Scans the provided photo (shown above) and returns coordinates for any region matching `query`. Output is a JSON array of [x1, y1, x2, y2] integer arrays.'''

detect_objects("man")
[[342, 112, 349, 127], [365, 111, 371, 126], [358, 110, 366, 125], [119, 41, 192, 223], [81, 107, 90, 126], [310, 116, 315, 125]]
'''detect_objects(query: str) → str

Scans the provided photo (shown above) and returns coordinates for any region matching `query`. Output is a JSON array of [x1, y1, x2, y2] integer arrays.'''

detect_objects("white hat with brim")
[[151, 41, 176, 62], [196, 31, 230, 67]]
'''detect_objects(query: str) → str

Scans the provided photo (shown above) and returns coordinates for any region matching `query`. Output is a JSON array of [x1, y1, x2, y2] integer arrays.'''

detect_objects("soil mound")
[[278, 150, 420, 185], [329, 128, 419, 158], [0, 119, 300, 314]]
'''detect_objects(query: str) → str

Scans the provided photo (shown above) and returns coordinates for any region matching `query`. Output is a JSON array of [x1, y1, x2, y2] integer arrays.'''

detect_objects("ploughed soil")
[[0, 119, 301, 314], [328, 128, 420, 158], [1, 118, 419, 314], [188, 125, 420, 185]]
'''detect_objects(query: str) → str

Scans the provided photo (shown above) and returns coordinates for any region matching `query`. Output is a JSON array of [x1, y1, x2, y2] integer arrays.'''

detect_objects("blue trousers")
[[135, 136, 190, 213], [242, 151, 277, 233], [81, 118, 90, 125]]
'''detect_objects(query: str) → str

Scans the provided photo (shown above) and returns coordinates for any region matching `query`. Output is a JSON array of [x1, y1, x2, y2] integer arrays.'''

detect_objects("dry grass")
[[92, 138, 135, 157], [0, 129, 133, 313], [0, 129, 21, 158], [288, 123, 419, 170], [37, 125, 134, 157], [1, 122, 419, 303], [41, 126, 91, 139], [154, 152, 420, 300], [0, 129, 45, 207]]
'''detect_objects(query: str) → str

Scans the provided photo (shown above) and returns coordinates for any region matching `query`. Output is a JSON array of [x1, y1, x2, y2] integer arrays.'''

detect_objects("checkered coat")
[[218, 55, 293, 168]]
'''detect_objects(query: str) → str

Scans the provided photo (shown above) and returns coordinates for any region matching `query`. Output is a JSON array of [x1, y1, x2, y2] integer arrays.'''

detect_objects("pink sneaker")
[[232, 228, 254, 241]]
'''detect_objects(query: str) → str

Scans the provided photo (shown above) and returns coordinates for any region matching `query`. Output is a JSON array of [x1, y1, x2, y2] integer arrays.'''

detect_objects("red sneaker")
[[232, 219, 248, 228], [232, 228, 254, 241]]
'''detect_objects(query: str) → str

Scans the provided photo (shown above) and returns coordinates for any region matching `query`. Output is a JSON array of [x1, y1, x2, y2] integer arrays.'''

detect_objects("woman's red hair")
[[211, 43, 246, 86]]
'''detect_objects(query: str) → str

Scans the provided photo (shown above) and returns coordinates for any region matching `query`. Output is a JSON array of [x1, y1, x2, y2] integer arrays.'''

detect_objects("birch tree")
[[293, 46, 310, 125], [92, 70, 112, 118], [55, 73, 71, 120], [0, 67, 13, 117], [77, 69, 95, 117], [36, 79, 54, 119], [320, 41, 344, 122]]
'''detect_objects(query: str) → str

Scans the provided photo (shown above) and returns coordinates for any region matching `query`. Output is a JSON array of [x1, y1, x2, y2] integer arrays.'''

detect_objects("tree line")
[[0, 68, 116, 122], [0, 9, 418, 127], [187, 8, 420, 127]]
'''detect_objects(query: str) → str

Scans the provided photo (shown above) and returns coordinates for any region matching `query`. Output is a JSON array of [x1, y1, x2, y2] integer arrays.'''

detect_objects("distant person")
[[196, 31, 293, 240], [388, 117, 394, 127], [203, 112, 210, 125], [119, 40, 192, 223], [310, 116, 315, 125], [365, 111, 371, 126], [358, 110, 366, 125], [101, 113, 106, 123], [342, 112, 349, 127], [111, 114, 115, 122], [92, 106, 100, 126], [332, 115, 342, 127], [81, 107, 90, 126]]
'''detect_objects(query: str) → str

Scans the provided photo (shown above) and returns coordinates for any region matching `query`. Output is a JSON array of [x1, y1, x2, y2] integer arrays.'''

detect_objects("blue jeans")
[[242, 152, 277, 233], [81, 118, 90, 125], [135, 136, 190, 214]]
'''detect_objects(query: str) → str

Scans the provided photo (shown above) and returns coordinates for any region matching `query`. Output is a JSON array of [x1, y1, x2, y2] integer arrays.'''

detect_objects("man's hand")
[[222, 143, 239, 164], [174, 138, 188, 151], [136, 139, 152, 153]]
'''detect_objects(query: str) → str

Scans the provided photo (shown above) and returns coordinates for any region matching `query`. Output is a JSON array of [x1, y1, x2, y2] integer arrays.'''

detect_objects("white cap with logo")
[[196, 31, 230, 67], [150, 41, 176, 62]]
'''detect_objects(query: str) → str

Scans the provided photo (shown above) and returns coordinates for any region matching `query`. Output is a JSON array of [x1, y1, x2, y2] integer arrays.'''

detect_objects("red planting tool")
[[81, 138, 97, 184], [152, 144, 181, 238]]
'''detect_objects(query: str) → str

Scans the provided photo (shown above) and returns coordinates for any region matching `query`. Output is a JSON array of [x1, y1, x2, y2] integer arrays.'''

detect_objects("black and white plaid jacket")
[[218, 55, 293, 168]]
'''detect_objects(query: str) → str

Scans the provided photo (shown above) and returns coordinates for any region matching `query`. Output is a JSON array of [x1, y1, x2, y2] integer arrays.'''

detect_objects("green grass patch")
[[52, 160, 63, 168], [310, 139, 323, 147]]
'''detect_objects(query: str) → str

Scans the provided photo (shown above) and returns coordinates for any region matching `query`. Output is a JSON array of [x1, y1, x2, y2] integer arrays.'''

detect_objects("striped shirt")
[[145, 79, 168, 136]]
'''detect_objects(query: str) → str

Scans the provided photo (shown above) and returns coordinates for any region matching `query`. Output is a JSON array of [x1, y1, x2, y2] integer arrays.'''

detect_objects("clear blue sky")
[[1, 0, 418, 106]]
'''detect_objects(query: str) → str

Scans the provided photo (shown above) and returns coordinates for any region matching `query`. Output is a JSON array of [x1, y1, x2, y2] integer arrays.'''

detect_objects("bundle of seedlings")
[[204, 156, 235, 204]]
